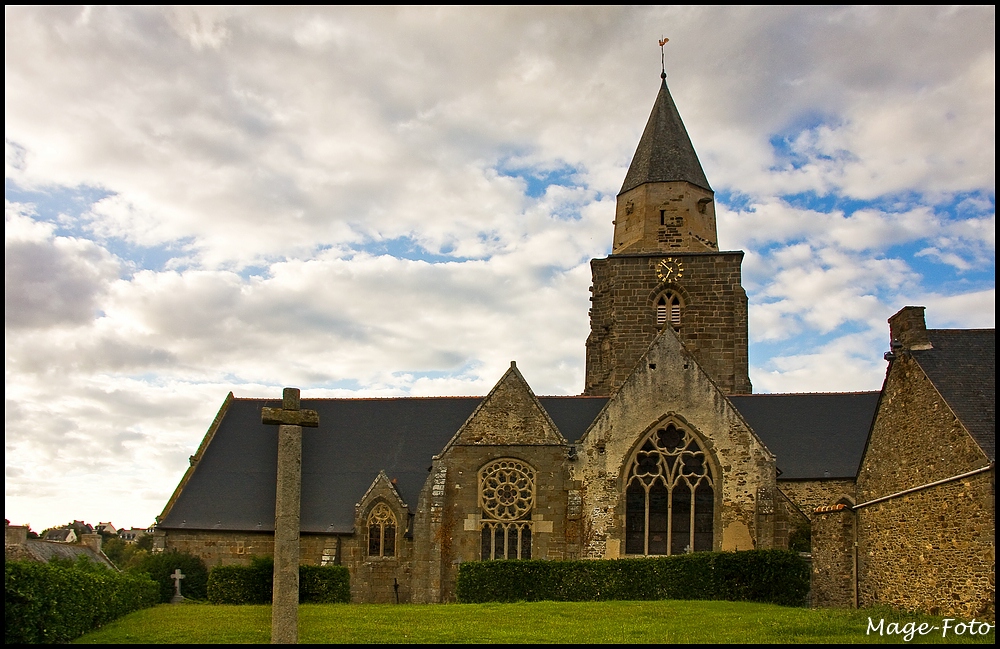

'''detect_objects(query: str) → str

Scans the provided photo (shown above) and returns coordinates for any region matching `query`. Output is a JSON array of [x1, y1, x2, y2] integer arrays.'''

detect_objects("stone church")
[[155, 71, 994, 616]]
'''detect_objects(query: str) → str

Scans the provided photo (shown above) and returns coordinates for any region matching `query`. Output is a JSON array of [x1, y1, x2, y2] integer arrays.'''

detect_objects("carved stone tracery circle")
[[368, 502, 395, 526], [480, 459, 534, 521]]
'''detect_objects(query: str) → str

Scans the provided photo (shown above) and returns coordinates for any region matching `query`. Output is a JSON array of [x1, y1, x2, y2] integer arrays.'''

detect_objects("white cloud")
[[4, 6, 994, 530], [751, 331, 888, 394], [5, 203, 120, 329]]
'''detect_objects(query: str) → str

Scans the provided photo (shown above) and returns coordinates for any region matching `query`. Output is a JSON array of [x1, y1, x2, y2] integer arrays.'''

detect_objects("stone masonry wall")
[[779, 479, 857, 518], [585, 251, 751, 397], [411, 464, 448, 604], [343, 525, 412, 604], [162, 529, 354, 568], [424, 444, 571, 602], [410, 365, 572, 603], [856, 353, 994, 620], [811, 506, 856, 608], [612, 181, 718, 255]]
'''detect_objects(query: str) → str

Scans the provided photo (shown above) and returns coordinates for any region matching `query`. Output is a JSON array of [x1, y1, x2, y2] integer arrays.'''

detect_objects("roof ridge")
[[231, 395, 486, 402], [730, 391, 881, 396], [230, 394, 614, 402], [927, 328, 996, 333]]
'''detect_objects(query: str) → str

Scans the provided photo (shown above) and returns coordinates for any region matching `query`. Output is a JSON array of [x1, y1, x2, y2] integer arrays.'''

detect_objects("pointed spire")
[[619, 74, 712, 195]]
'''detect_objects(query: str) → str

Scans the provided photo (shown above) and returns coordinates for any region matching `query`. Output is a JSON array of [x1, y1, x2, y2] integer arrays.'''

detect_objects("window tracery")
[[479, 459, 534, 560], [625, 422, 714, 555], [367, 502, 396, 558]]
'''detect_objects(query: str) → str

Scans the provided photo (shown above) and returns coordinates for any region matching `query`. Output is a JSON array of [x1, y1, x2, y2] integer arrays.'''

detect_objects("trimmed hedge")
[[207, 557, 350, 604], [300, 565, 351, 604], [5, 559, 158, 644], [456, 550, 809, 606]]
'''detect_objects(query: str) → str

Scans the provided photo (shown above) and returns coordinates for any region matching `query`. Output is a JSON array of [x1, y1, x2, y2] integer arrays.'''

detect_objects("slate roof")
[[728, 392, 881, 479], [159, 390, 884, 533], [43, 528, 74, 542], [6, 539, 117, 570], [913, 329, 995, 460], [159, 396, 609, 534], [619, 75, 712, 195]]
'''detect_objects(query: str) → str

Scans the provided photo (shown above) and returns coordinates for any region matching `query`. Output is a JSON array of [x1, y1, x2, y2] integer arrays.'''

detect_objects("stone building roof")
[[5, 538, 116, 570], [159, 389, 881, 534], [912, 329, 995, 460], [619, 74, 712, 194], [43, 528, 75, 542], [728, 392, 881, 479]]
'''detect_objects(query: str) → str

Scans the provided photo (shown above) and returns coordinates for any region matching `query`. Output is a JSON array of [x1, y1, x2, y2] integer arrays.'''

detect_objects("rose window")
[[480, 459, 534, 521], [479, 459, 535, 560]]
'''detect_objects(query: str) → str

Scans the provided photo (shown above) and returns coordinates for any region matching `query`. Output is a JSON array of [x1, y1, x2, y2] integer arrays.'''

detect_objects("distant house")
[[94, 522, 118, 535], [6, 523, 116, 570], [119, 527, 149, 544], [43, 528, 77, 544], [70, 520, 94, 535]]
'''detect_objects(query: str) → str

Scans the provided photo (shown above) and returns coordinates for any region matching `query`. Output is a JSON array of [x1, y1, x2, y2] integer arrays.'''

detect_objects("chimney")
[[80, 532, 102, 553], [888, 306, 932, 351], [5, 523, 28, 547]]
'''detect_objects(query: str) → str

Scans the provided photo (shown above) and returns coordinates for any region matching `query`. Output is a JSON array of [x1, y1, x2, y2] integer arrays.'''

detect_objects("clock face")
[[656, 258, 684, 283]]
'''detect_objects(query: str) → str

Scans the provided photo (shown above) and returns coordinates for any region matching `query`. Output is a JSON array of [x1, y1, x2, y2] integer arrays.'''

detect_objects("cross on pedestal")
[[170, 568, 185, 603], [261, 387, 319, 645]]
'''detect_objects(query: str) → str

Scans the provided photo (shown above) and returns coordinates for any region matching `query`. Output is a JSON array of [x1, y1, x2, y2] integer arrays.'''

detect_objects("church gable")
[[356, 470, 409, 518], [576, 325, 776, 558], [580, 325, 771, 462], [444, 362, 566, 448]]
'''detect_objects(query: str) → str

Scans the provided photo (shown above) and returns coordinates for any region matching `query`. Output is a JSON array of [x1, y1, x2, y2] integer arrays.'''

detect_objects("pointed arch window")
[[479, 459, 534, 560], [625, 422, 714, 555], [656, 292, 682, 329], [367, 502, 396, 558]]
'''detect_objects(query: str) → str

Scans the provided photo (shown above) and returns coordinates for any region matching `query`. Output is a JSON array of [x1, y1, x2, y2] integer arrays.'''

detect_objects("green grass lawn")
[[74, 601, 995, 644]]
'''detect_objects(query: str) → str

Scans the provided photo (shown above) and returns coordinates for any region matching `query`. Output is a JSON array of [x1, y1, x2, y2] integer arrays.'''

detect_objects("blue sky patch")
[[358, 235, 472, 263], [767, 113, 845, 170], [105, 238, 194, 274], [6, 181, 113, 236], [715, 190, 755, 212], [496, 160, 580, 198]]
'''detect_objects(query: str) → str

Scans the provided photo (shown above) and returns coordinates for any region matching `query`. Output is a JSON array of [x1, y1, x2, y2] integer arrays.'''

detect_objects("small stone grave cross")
[[170, 568, 185, 603], [261, 387, 319, 645]]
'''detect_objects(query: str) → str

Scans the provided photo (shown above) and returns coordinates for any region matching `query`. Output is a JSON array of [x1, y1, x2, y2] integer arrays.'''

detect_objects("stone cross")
[[170, 568, 185, 603], [261, 387, 318, 645]]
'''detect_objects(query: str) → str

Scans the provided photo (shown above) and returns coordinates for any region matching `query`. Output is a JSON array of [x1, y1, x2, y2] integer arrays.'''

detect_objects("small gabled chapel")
[[154, 68, 993, 616]]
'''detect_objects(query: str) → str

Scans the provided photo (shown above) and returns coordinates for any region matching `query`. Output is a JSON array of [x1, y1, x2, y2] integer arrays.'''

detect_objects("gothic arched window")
[[479, 459, 534, 560], [625, 422, 714, 555], [655, 292, 682, 329], [367, 502, 396, 558]]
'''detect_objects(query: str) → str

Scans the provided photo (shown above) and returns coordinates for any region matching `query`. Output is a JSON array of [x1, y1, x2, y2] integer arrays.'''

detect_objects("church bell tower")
[[585, 70, 752, 396]]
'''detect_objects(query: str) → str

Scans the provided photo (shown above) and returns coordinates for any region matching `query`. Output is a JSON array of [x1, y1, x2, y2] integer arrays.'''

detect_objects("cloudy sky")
[[6, 7, 995, 531]]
